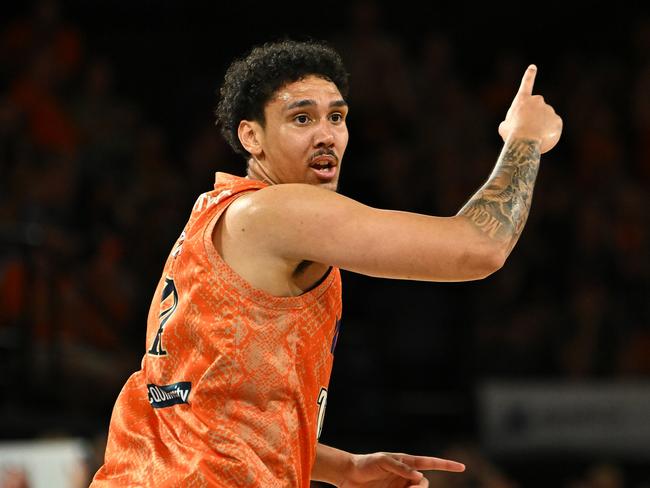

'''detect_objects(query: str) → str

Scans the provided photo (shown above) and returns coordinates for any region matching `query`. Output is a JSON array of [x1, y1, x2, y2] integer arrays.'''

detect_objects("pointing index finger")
[[517, 64, 537, 97], [398, 454, 466, 473]]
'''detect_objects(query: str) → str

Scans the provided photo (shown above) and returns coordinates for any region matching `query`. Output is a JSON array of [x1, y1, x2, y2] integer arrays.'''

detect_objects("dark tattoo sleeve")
[[459, 138, 541, 253]]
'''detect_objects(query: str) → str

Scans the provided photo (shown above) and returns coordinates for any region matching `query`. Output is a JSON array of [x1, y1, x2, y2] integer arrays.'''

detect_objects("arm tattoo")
[[459, 138, 541, 253]]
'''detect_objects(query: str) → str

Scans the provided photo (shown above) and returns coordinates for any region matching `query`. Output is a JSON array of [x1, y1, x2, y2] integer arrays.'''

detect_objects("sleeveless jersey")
[[91, 172, 343, 487]]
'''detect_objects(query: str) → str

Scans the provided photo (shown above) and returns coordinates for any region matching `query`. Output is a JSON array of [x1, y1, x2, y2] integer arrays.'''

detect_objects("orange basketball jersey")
[[91, 172, 343, 487]]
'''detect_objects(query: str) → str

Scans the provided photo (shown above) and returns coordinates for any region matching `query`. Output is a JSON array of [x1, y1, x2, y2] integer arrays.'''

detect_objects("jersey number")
[[316, 387, 327, 440], [148, 277, 178, 356]]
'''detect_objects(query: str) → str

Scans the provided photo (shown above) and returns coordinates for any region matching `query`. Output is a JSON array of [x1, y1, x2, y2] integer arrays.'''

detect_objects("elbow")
[[485, 246, 508, 277], [468, 243, 507, 280]]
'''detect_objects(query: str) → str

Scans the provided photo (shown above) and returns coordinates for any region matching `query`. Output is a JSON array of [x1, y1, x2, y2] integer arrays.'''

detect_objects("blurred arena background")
[[1, 1, 649, 486]]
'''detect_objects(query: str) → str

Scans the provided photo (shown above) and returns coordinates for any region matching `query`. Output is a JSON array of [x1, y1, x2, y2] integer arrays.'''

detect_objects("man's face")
[[254, 75, 349, 191]]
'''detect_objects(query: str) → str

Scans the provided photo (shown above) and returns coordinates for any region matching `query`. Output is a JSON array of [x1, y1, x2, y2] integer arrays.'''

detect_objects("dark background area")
[[1, 1, 649, 486]]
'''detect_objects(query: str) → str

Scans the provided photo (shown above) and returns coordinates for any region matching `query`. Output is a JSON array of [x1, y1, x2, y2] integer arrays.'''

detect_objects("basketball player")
[[91, 40, 562, 487]]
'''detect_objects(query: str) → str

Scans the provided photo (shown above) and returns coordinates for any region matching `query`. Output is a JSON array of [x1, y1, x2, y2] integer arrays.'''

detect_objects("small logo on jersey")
[[147, 382, 191, 408]]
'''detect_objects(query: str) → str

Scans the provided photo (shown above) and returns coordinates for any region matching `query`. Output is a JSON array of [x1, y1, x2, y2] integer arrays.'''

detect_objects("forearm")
[[458, 136, 541, 256], [311, 443, 354, 486]]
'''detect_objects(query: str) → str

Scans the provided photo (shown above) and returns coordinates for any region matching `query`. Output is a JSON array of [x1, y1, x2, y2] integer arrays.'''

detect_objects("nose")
[[313, 119, 335, 147]]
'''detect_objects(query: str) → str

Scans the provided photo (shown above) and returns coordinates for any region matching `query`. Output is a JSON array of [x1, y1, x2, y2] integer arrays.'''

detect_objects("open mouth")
[[309, 158, 337, 179]]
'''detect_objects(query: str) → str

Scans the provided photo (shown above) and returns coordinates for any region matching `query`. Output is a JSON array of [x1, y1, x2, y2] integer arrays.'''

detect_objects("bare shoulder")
[[216, 183, 341, 251], [238, 183, 346, 208], [218, 182, 371, 266], [212, 183, 361, 295], [226, 183, 363, 231]]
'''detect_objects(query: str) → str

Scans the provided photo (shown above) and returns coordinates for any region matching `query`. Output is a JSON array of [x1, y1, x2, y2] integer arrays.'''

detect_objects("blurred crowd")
[[1, 1, 649, 487]]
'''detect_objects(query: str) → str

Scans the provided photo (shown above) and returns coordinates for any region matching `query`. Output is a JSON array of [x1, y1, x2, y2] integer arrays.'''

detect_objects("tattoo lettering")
[[459, 138, 541, 251], [461, 206, 504, 238]]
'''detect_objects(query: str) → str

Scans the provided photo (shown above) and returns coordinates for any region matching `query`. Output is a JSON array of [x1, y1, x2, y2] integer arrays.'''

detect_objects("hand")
[[498, 65, 563, 153], [338, 451, 465, 488]]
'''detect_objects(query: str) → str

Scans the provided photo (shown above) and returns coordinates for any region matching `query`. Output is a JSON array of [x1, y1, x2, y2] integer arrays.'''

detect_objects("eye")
[[329, 113, 344, 123], [294, 114, 311, 125]]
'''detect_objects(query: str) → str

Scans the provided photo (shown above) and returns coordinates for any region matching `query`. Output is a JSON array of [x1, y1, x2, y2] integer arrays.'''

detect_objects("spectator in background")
[[566, 463, 625, 488], [0, 0, 82, 82], [0, 467, 29, 488], [8, 47, 78, 155]]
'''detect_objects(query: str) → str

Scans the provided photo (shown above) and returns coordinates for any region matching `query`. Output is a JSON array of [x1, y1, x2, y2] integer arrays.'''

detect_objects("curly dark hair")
[[215, 39, 349, 159]]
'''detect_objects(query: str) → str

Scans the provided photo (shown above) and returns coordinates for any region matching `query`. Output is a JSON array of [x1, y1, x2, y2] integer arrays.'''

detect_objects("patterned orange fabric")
[[92, 173, 342, 487]]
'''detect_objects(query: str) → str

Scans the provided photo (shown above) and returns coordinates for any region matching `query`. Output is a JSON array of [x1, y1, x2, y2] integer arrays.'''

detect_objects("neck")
[[246, 158, 277, 185]]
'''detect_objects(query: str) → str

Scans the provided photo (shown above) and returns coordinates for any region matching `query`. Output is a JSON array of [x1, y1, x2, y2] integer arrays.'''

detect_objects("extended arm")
[[217, 66, 562, 284]]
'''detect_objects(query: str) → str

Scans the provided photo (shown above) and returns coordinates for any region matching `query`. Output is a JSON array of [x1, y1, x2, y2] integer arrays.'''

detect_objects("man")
[[92, 40, 561, 487]]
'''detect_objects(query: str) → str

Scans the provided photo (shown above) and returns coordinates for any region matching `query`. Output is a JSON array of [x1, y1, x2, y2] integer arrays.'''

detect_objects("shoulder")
[[227, 183, 354, 227], [219, 183, 370, 262], [238, 183, 334, 207], [215, 184, 329, 255]]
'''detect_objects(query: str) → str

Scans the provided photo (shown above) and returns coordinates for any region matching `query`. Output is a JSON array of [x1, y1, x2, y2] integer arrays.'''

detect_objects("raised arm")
[[218, 66, 562, 283], [458, 65, 561, 257]]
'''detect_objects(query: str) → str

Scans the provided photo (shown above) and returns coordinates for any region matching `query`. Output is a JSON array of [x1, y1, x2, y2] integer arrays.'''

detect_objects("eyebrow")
[[285, 99, 348, 111]]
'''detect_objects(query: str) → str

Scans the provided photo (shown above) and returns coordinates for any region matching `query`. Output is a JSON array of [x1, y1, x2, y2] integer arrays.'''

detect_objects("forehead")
[[270, 75, 343, 109]]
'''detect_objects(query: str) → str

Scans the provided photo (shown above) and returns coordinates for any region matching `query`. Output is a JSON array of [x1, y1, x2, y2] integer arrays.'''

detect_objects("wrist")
[[336, 452, 357, 486], [312, 443, 356, 486], [506, 133, 542, 146]]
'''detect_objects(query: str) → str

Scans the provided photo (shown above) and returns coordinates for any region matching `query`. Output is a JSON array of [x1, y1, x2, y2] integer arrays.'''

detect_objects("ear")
[[238, 120, 264, 158]]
